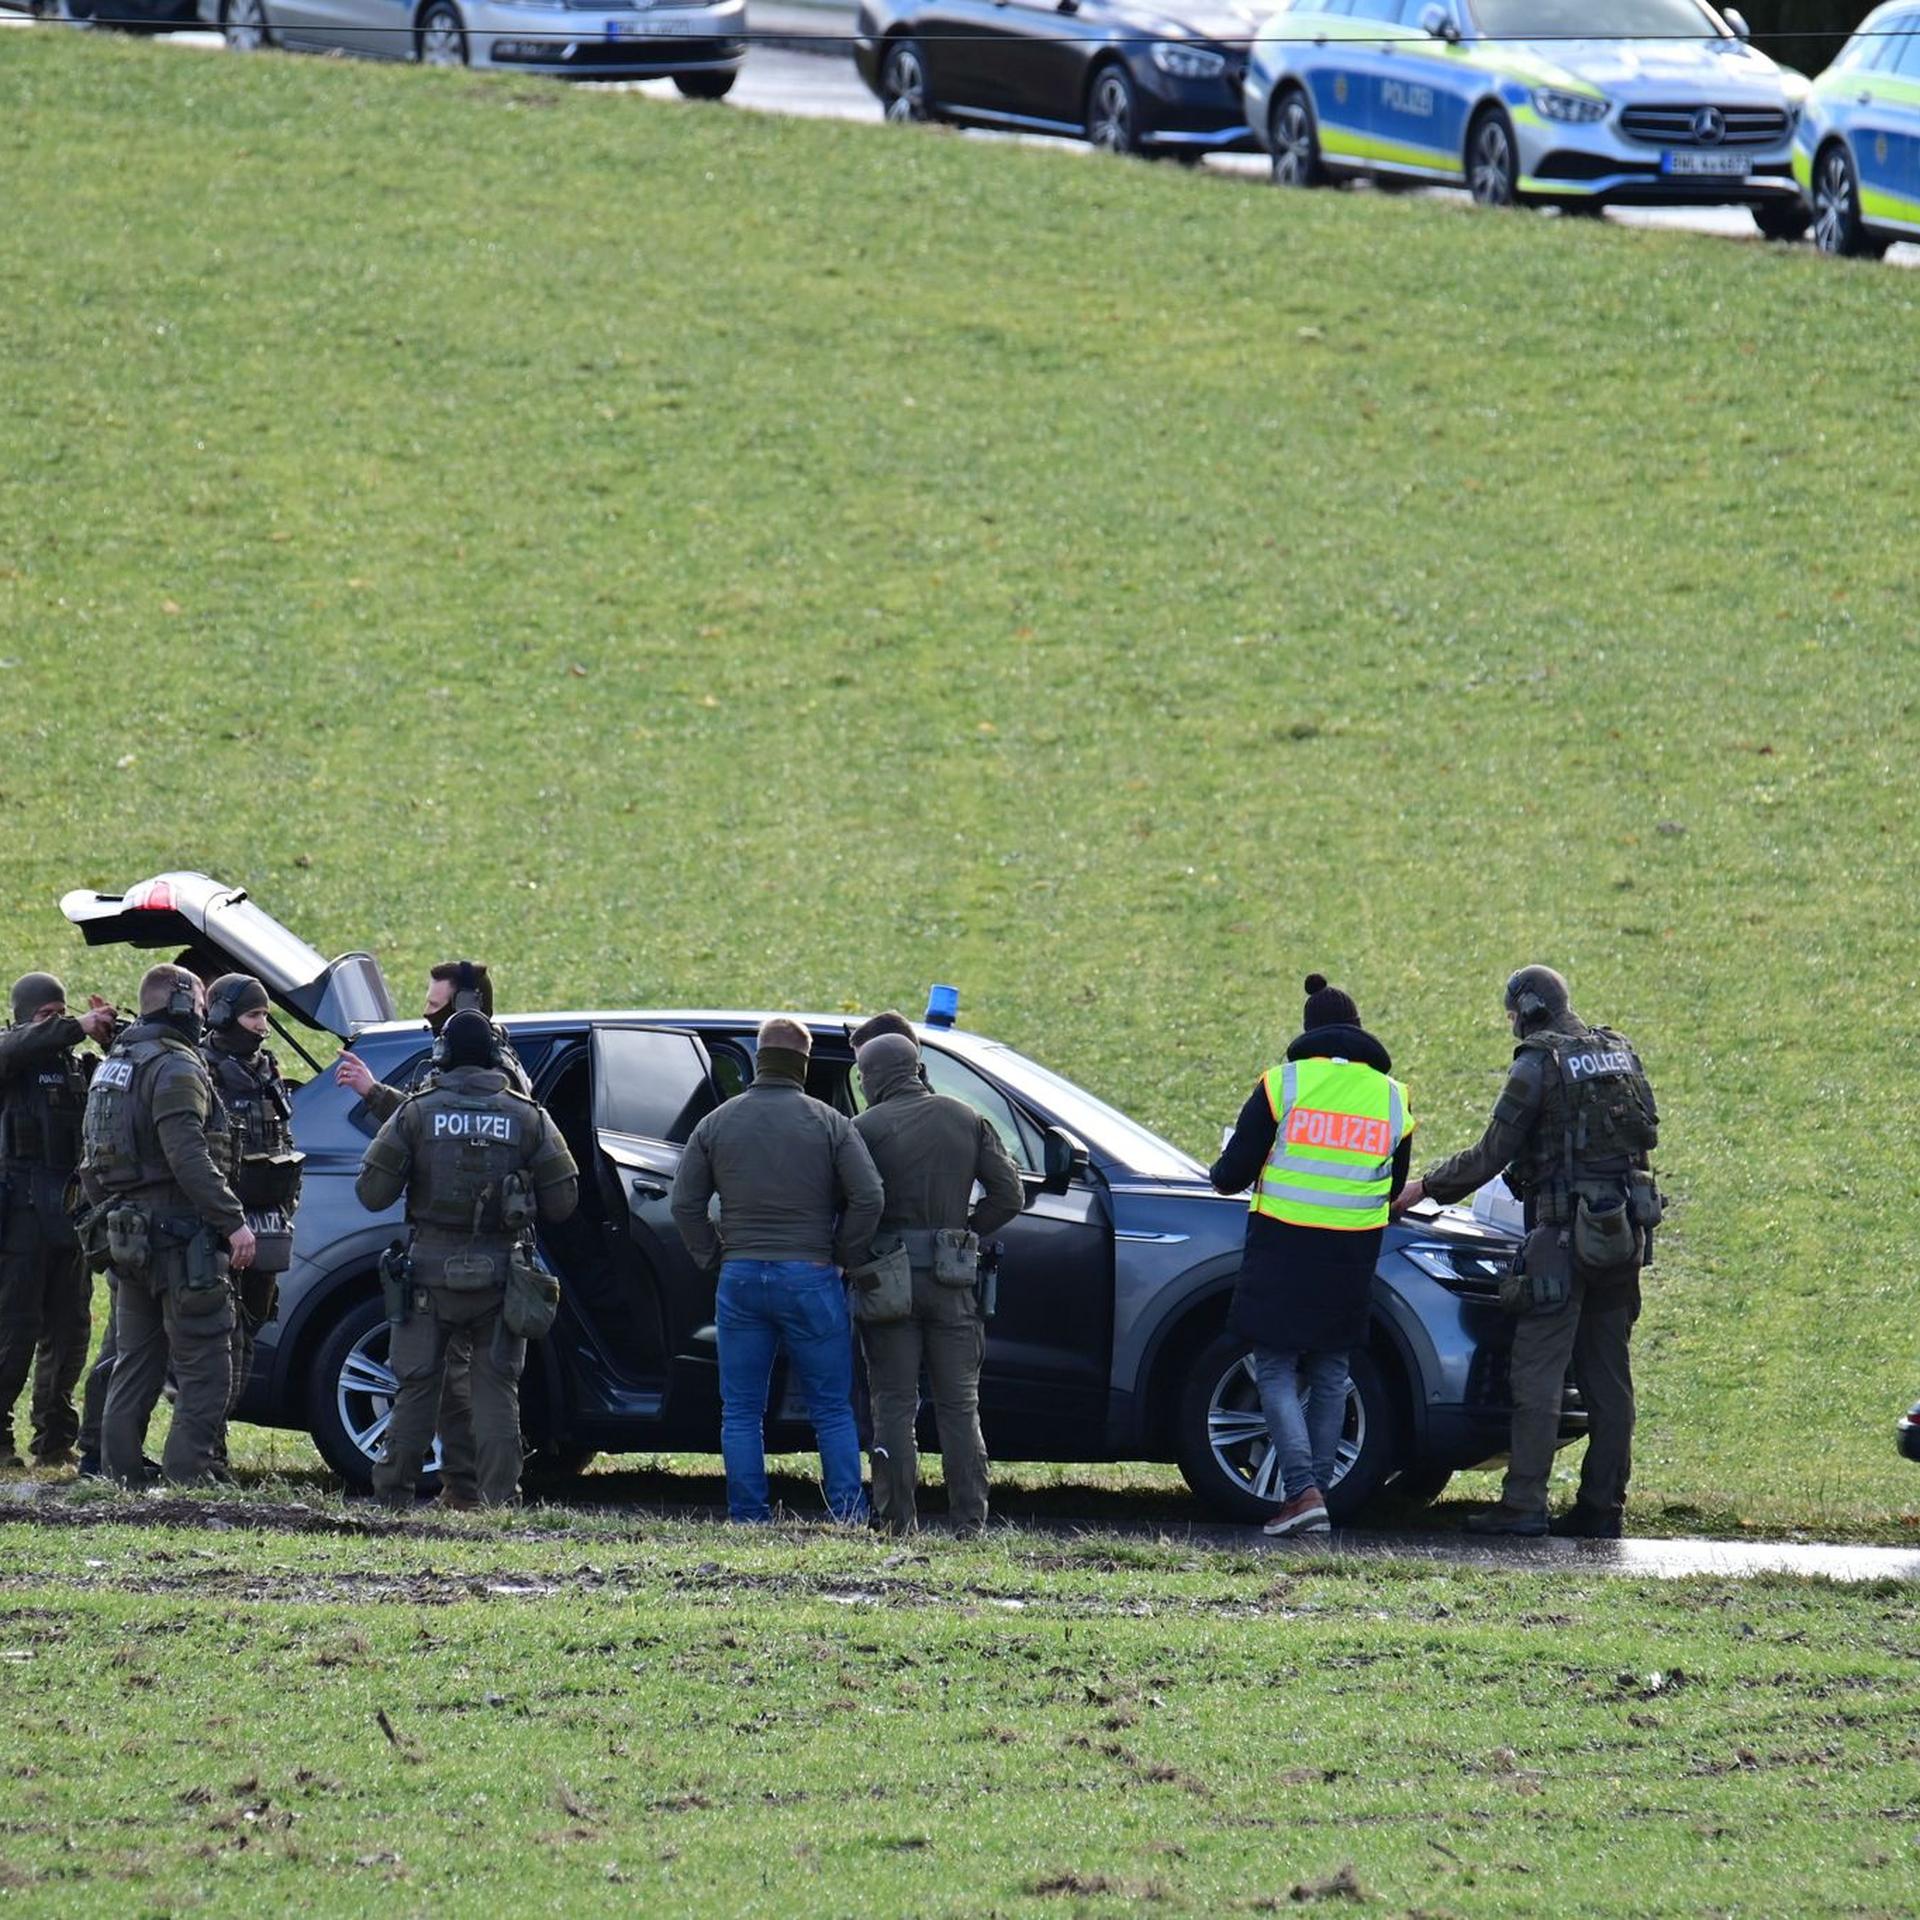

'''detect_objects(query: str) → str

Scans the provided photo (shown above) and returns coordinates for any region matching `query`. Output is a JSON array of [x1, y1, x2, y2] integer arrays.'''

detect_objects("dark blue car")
[[61, 872, 1581, 1520]]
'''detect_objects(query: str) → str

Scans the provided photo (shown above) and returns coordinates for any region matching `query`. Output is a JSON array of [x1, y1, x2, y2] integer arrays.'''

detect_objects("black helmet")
[[438, 1008, 500, 1071], [1504, 965, 1569, 1026], [206, 973, 270, 1032]]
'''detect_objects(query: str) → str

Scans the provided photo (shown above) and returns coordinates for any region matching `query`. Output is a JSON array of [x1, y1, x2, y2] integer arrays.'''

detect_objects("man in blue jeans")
[[670, 1018, 885, 1523]]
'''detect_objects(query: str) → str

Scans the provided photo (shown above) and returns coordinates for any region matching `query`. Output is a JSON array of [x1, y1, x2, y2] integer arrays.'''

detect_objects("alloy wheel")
[[1272, 95, 1318, 188], [419, 4, 467, 66], [1088, 70, 1135, 154], [224, 0, 268, 51], [1812, 146, 1857, 256], [337, 1322, 444, 1478], [1469, 114, 1516, 207], [1204, 1351, 1363, 1504], [882, 44, 927, 124]]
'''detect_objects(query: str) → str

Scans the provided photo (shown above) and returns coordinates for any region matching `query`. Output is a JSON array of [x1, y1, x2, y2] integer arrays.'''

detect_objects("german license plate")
[[1663, 150, 1749, 177]]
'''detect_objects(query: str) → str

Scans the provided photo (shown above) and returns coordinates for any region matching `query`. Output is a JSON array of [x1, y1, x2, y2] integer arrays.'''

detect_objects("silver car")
[[203, 0, 747, 94], [1244, 0, 1811, 239]]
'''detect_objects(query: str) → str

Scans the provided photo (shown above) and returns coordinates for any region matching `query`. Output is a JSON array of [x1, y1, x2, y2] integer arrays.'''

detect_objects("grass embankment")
[[2, 1505, 1918, 1916], [2, 38, 1917, 1531]]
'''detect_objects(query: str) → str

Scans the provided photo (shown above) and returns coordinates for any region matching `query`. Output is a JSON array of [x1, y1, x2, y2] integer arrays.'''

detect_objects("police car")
[[58, 871, 1587, 1524], [1243, 0, 1810, 237], [1793, 2, 1920, 258]]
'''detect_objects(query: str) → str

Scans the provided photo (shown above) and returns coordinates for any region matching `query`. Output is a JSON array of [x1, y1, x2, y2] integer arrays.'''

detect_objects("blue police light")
[[924, 984, 960, 1029]]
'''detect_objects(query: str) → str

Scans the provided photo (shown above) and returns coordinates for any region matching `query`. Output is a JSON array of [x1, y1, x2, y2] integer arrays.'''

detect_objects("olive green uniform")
[[1420, 1011, 1659, 1523], [0, 1015, 95, 1465], [851, 1041, 1024, 1533], [355, 1064, 577, 1506], [201, 1035, 303, 1422], [81, 1017, 246, 1486], [359, 1028, 528, 1504]]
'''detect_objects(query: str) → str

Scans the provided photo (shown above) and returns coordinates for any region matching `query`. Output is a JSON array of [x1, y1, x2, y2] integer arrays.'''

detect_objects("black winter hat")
[[439, 1008, 499, 1070], [207, 973, 270, 1030], [1302, 973, 1360, 1032], [10, 972, 65, 1027]]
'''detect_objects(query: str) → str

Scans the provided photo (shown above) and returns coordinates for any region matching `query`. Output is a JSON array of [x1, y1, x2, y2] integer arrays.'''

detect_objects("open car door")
[[60, 872, 394, 1040], [585, 1025, 724, 1380]]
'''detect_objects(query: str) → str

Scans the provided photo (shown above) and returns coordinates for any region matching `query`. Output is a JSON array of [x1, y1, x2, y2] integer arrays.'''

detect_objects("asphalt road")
[[9, 14, 1915, 265]]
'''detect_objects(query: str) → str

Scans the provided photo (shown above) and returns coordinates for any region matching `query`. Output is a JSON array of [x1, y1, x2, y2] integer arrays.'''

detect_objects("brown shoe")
[[430, 1489, 481, 1512], [1262, 1487, 1330, 1537]]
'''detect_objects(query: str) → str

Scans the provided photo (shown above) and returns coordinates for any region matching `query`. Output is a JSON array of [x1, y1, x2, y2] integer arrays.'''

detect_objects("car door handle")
[[630, 1175, 669, 1200], [1857, 91, 1873, 104]]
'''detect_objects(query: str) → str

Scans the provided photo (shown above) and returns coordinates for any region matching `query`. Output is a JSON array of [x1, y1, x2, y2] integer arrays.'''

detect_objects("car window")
[[846, 1047, 1042, 1172], [1350, 0, 1408, 22], [1468, 0, 1719, 37], [589, 1027, 718, 1145], [1891, 18, 1920, 75]]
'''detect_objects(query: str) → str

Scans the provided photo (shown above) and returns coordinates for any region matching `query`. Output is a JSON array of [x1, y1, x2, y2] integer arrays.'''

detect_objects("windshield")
[[1469, 0, 1724, 37], [944, 1038, 1208, 1183]]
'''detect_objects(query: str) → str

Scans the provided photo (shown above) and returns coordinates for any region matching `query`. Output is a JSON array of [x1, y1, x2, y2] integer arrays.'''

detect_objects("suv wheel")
[[417, 1, 468, 67], [223, 0, 271, 51], [674, 70, 735, 100], [1173, 1332, 1399, 1524], [1269, 88, 1322, 189], [880, 39, 930, 124], [307, 1294, 443, 1492], [1086, 65, 1142, 156]]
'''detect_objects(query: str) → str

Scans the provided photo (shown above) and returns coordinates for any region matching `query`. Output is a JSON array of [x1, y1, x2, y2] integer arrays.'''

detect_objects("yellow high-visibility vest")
[[1250, 1057, 1413, 1233]]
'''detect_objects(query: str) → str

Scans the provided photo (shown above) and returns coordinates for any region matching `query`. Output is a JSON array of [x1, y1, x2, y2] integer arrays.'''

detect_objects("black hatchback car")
[[854, 0, 1262, 158], [60, 872, 1582, 1521]]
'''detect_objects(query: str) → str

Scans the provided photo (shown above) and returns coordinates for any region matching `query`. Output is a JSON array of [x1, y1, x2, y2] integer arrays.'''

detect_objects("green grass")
[[3, 1502, 1920, 1915], [2, 36, 1917, 1532]]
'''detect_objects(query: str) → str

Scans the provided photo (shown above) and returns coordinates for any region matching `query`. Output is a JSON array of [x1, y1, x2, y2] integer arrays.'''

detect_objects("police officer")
[[1398, 965, 1660, 1538], [335, 960, 526, 1507], [851, 1030, 1023, 1535], [82, 965, 256, 1486], [354, 1009, 578, 1508], [0, 973, 119, 1469], [201, 975, 304, 1423]]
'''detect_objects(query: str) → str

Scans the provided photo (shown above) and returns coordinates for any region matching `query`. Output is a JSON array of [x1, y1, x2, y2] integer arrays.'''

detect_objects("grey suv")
[[61, 872, 1581, 1520]]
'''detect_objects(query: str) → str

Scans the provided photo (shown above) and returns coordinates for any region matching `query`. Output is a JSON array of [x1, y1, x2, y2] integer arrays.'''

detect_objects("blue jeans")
[[715, 1260, 866, 1524], [1252, 1348, 1350, 1504]]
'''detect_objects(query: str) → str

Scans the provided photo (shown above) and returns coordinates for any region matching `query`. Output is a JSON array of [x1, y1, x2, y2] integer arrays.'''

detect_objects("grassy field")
[[2, 1500, 1918, 1915], [2, 36, 1917, 1531]]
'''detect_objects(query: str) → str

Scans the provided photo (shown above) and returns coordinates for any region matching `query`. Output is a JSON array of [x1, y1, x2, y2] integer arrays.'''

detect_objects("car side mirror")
[[1039, 1125, 1090, 1196], [1722, 6, 1750, 39], [1057, 0, 1079, 12], [1419, 4, 1459, 42]]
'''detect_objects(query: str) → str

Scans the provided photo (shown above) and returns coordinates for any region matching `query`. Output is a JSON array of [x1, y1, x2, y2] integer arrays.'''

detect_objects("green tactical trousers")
[[859, 1268, 989, 1533], [372, 1287, 525, 1507], [0, 1208, 91, 1462], [1501, 1228, 1638, 1519], [100, 1264, 233, 1486]]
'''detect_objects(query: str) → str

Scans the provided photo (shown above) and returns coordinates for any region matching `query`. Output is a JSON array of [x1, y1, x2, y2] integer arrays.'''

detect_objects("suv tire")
[[1173, 1331, 1399, 1524], [307, 1293, 442, 1493]]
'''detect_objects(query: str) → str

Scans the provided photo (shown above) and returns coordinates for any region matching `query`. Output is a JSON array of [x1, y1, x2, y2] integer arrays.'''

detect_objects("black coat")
[[1209, 1024, 1412, 1355]]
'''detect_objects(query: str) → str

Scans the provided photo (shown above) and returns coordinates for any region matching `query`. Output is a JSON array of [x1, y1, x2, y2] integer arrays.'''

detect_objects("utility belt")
[[382, 1230, 558, 1340], [848, 1228, 983, 1326], [1502, 1172, 1663, 1313], [102, 1204, 230, 1313]]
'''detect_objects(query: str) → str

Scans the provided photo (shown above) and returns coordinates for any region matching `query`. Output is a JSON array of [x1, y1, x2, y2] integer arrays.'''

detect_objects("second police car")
[[1243, 0, 1811, 238], [1793, 1, 1920, 257]]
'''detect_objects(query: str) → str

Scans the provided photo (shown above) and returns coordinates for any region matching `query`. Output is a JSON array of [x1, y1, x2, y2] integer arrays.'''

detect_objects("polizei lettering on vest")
[[431, 1110, 517, 1141], [93, 1058, 135, 1092], [1565, 1050, 1634, 1081]]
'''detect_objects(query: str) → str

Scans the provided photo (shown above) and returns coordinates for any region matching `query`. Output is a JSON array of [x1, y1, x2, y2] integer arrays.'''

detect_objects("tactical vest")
[[1251, 1057, 1412, 1234], [203, 1044, 295, 1158], [1, 1040, 88, 1172], [1505, 1023, 1658, 1222], [82, 1033, 230, 1195], [404, 1083, 537, 1237]]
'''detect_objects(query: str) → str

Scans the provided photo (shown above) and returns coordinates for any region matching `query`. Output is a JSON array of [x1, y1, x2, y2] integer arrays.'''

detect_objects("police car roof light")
[[925, 983, 960, 1029]]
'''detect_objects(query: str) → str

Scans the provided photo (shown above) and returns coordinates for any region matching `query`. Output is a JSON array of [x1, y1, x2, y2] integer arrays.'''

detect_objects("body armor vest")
[[1506, 1023, 1658, 1222], [83, 1032, 230, 1195], [1, 1042, 88, 1172], [405, 1083, 537, 1237], [203, 1042, 303, 1224]]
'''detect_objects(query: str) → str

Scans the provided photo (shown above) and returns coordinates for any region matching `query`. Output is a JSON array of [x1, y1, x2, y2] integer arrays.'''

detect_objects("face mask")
[[223, 1026, 266, 1059]]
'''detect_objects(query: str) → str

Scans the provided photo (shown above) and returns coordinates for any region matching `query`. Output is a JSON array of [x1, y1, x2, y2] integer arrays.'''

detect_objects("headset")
[[1506, 970, 1553, 1023], [451, 959, 484, 1015], [166, 974, 200, 1022], [431, 1008, 504, 1072]]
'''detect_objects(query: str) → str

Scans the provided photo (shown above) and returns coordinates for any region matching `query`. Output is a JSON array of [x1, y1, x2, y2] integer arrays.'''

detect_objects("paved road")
[[9, 14, 1914, 265]]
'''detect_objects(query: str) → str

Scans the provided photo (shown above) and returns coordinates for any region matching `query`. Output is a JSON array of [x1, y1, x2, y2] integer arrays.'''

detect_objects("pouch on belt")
[[930, 1228, 980, 1287], [502, 1243, 560, 1340], [1499, 1227, 1572, 1317], [1571, 1182, 1637, 1276], [847, 1240, 913, 1325]]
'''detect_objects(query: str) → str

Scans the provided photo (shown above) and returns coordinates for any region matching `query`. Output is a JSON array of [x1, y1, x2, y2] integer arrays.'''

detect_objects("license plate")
[[1663, 150, 1749, 178]]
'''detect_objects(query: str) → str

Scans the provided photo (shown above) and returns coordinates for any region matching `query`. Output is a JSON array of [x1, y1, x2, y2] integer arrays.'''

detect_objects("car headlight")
[[1532, 87, 1609, 123], [1401, 1241, 1512, 1295], [1152, 41, 1226, 80]]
